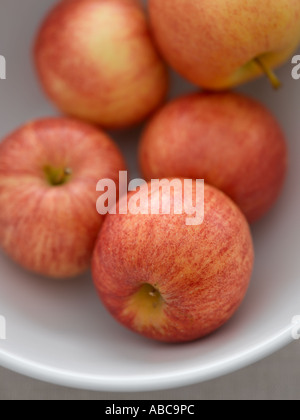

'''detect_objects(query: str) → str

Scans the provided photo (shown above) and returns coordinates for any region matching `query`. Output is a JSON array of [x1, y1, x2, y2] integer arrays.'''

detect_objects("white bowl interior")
[[0, 0, 299, 391]]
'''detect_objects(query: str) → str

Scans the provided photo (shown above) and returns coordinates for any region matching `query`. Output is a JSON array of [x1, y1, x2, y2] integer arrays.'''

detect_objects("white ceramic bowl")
[[0, 0, 299, 392]]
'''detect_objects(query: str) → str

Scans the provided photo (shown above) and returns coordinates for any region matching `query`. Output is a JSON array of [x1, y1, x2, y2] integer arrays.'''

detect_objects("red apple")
[[92, 180, 254, 343], [34, 0, 169, 129], [139, 92, 288, 223], [0, 118, 126, 279], [149, 0, 300, 90]]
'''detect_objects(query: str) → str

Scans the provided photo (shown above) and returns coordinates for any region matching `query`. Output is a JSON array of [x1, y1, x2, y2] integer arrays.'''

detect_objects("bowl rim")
[[0, 325, 294, 392]]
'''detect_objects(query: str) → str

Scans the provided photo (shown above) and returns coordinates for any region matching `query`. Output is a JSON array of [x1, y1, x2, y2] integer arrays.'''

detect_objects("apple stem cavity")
[[136, 283, 164, 310], [148, 286, 161, 300], [44, 165, 72, 186], [254, 57, 282, 90]]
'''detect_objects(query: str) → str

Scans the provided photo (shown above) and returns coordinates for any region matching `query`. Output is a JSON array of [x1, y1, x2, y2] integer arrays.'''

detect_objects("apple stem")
[[64, 168, 72, 177], [54, 168, 72, 185], [44, 166, 72, 186], [254, 57, 282, 90], [149, 287, 161, 308]]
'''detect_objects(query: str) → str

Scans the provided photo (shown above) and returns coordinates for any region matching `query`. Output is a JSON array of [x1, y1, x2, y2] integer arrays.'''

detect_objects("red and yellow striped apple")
[[0, 118, 126, 279], [92, 180, 254, 343], [34, 0, 169, 129], [139, 92, 288, 223], [149, 0, 300, 90]]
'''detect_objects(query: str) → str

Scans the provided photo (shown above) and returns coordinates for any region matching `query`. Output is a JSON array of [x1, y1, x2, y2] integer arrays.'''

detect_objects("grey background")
[[0, 342, 299, 400]]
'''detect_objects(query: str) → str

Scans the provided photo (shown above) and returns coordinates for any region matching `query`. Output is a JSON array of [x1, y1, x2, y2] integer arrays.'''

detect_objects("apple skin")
[[92, 180, 254, 343], [34, 0, 169, 129], [0, 118, 126, 279], [139, 92, 288, 223], [149, 0, 300, 89]]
